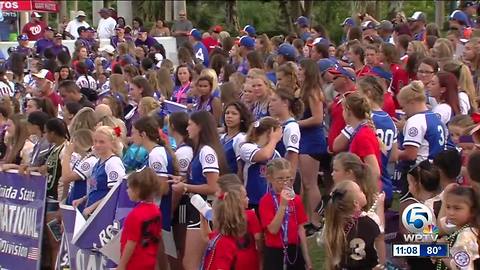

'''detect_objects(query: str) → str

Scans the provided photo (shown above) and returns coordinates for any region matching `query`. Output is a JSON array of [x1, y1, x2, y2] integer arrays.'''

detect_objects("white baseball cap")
[[76, 11, 86, 17]]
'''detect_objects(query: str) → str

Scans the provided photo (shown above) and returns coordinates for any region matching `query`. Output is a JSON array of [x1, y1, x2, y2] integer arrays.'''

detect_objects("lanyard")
[[175, 82, 190, 103], [270, 188, 294, 268], [199, 233, 222, 270], [348, 122, 367, 151]]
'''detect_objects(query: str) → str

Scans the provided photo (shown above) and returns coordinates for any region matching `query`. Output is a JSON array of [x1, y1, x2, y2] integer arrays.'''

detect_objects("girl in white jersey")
[[427, 71, 461, 125]]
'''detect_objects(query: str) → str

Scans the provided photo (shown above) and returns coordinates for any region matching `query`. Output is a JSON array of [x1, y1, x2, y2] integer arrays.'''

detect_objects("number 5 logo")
[[401, 203, 434, 233]]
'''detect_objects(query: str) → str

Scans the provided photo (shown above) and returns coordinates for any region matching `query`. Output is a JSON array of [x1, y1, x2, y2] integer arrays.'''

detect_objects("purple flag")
[[0, 171, 47, 270]]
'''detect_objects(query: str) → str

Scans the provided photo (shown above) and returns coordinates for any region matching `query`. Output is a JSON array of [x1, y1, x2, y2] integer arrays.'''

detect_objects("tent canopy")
[[0, 1, 59, 13]]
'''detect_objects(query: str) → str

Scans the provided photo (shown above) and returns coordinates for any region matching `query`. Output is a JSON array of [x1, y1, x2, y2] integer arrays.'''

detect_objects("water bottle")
[[190, 194, 213, 221]]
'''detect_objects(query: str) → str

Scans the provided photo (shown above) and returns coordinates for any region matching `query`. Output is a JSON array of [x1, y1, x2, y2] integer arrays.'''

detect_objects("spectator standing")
[[22, 12, 47, 41], [189, 29, 209, 67], [202, 25, 222, 54], [97, 8, 116, 39], [65, 11, 90, 39], [131, 17, 144, 38], [15, 34, 33, 58], [408, 11, 427, 41], [150, 19, 170, 37], [134, 28, 159, 50], [110, 24, 133, 49], [171, 10, 193, 47], [34, 26, 55, 57], [32, 69, 63, 110], [50, 33, 70, 57]]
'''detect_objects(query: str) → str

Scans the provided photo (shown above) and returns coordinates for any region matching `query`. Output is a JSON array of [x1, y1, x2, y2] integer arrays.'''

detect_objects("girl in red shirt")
[[217, 174, 263, 270], [342, 92, 382, 184], [119, 168, 167, 270], [259, 158, 312, 270], [199, 178, 249, 270]]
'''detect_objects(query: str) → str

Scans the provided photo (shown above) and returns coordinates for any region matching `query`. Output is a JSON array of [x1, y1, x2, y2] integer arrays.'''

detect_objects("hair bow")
[[217, 192, 228, 200], [113, 126, 122, 137], [472, 112, 480, 124]]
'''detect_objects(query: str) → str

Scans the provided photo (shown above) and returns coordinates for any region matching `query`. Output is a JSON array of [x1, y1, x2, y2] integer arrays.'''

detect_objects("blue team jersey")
[[402, 110, 448, 163], [193, 42, 209, 67], [299, 108, 327, 155], [86, 156, 126, 207], [371, 110, 397, 201], [276, 118, 300, 157], [240, 142, 280, 205], [189, 145, 220, 185], [144, 145, 175, 231], [221, 133, 245, 174], [66, 155, 98, 210]]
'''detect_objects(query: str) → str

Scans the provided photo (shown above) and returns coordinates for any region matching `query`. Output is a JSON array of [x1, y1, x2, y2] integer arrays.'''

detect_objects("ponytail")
[[275, 87, 305, 119]]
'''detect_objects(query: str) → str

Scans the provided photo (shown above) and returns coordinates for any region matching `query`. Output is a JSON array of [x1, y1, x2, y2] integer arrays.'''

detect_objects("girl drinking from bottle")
[[323, 180, 385, 270], [259, 158, 312, 270], [239, 117, 282, 212], [119, 167, 167, 270], [170, 111, 228, 270]]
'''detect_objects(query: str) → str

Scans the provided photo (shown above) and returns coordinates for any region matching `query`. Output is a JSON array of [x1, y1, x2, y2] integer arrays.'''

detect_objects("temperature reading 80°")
[[427, 246, 442, 255]]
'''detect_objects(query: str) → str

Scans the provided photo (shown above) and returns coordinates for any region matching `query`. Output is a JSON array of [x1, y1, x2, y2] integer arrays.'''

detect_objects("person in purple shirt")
[[86, 27, 99, 52], [34, 26, 55, 57], [110, 24, 133, 49], [15, 34, 33, 57], [50, 32, 70, 57], [134, 27, 159, 49], [75, 26, 92, 54], [408, 11, 427, 41]]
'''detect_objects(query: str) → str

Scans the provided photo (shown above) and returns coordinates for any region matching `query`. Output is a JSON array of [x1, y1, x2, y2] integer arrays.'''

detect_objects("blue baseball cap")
[[277, 43, 296, 59], [361, 21, 377, 31], [17, 34, 29, 41], [189, 28, 202, 41], [340, 17, 355, 27], [239, 36, 255, 49], [242, 25, 256, 37], [311, 37, 330, 47], [295, 16, 309, 27], [369, 66, 393, 81], [318, 58, 337, 73], [450, 10, 469, 25], [328, 65, 356, 81]]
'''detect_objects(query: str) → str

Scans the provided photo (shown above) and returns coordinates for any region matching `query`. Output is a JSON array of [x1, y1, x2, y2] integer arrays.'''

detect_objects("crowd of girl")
[[5, 8, 480, 270]]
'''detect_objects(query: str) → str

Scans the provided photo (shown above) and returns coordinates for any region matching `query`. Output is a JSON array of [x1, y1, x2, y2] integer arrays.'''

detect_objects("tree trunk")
[[289, 0, 302, 23], [279, 0, 294, 33], [435, 0, 445, 31], [304, 0, 313, 20], [387, 0, 403, 20], [226, 0, 240, 31]]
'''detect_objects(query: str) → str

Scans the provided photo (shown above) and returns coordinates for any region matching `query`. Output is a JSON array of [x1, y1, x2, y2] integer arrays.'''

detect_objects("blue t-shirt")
[[86, 155, 126, 207], [193, 41, 209, 67]]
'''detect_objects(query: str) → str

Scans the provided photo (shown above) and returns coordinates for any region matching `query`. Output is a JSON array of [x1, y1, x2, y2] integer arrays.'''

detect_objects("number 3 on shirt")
[[437, 126, 445, 146], [195, 48, 204, 62], [349, 238, 366, 260]]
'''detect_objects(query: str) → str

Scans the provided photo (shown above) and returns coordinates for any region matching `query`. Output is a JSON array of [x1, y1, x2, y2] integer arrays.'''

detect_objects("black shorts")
[[263, 245, 305, 270], [174, 194, 211, 229]]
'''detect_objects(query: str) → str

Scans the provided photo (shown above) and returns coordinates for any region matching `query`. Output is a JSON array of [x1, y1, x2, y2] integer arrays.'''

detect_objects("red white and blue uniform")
[[276, 118, 300, 157], [189, 145, 220, 185], [402, 111, 448, 163], [66, 154, 98, 207], [175, 143, 193, 177], [144, 146, 175, 231], [86, 155, 126, 207], [240, 143, 280, 206], [221, 133, 246, 174]]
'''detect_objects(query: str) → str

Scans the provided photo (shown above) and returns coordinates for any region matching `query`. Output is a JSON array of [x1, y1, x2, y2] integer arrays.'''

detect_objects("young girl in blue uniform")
[[268, 87, 302, 174], [72, 125, 126, 217], [395, 81, 448, 195], [249, 71, 273, 120], [170, 111, 228, 270], [239, 117, 282, 212], [221, 101, 253, 175], [61, 129, 97, 212]]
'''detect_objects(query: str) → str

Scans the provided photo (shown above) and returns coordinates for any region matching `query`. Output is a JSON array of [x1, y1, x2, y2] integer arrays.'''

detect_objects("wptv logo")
[[401, 203, 439, 242]]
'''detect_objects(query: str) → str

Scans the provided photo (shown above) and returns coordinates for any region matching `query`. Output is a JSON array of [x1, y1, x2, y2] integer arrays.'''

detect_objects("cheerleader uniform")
[[125, 106, 140, 136], [66, 153, 98, 210], [174, 143, 193, 225], [195, 95, 215, 114], [86, 155, 126, 208], [171, 83, 191, 105], [276, 118, 300, 157], [185, 145, 219, 228], [221, 132, 246, 174], [444, 226, 480, 270], [252, 100, 269, 121], [240, 142, 280, 211], [298, 108, 327, 158]]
